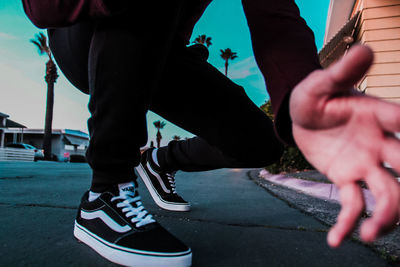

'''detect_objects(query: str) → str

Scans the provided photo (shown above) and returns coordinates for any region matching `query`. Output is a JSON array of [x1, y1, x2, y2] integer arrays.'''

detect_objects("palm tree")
[[31, 32, 59, 160], [260, 100, 274, 122], [193, 34, 212, 48], [153, 120, 166, 148], [172, 135, 181, 141], [220, 48, 238, 77]]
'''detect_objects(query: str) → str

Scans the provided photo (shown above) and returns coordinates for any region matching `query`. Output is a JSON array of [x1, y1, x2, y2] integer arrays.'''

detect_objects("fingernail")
[[327, 230, 340, 248], [360, 221, 377, 242]]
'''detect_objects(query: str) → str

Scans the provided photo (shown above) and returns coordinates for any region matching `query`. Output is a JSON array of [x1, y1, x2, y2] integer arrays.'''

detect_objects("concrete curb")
[[251, 169, 400, 264], [258, 169, 376, 213]]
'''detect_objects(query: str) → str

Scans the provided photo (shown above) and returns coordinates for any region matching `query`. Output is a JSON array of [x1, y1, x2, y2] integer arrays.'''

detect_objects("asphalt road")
[[0, 161, 391, 266]]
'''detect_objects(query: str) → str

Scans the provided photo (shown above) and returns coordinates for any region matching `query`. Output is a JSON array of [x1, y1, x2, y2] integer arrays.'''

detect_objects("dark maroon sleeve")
[[22, 0, 122, 28], [242, 0, 322, 145]]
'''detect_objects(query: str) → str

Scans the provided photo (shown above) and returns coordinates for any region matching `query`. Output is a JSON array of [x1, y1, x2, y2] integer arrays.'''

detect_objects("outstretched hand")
[[290, 45, 400, 247]]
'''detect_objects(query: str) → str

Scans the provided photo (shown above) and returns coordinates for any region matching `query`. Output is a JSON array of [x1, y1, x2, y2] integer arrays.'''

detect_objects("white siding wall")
[[355, 0, 400, 103]]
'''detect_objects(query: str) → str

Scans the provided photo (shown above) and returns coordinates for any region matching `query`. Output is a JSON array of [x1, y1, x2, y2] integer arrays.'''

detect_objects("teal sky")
[[0, 0, 330, 146]]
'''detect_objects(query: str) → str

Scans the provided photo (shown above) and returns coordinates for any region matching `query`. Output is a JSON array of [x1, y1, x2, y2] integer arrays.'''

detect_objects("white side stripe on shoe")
[[146, 162, 171, 194], [81, 210, 132, 233]]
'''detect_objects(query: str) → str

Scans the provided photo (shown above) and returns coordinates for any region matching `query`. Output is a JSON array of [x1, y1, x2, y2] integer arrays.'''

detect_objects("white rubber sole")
[[135, 164, 191, 212], [74, 221, 192, 267]]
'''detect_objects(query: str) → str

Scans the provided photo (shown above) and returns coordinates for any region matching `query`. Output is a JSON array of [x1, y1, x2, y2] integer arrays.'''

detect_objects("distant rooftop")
[[7, 128, 89, 138], [6, 119, 26, 128], [0, 112, 26, 128], [63, 129, 89, 139], [0, 112, 10, 118]]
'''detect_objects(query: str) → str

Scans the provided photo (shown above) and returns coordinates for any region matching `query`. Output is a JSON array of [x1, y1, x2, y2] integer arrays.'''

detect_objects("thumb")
[[289, 45, 373, 129], [327, 45, 374, 92]]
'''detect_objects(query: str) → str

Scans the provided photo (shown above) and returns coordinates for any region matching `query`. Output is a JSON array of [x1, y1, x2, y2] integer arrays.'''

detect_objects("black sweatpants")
[[48, 10, 283, 192]]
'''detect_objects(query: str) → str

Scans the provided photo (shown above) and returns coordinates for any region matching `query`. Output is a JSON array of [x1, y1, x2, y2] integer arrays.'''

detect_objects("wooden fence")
[[0, 147, 34, 162]]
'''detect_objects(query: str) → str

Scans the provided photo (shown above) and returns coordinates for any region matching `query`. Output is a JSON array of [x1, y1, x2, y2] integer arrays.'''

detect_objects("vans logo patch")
[[121, 187, 134, 192]]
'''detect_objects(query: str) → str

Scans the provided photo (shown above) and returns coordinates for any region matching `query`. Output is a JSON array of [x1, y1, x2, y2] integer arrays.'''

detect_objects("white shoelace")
[[111, 192, 155, 228], [167, 172, 177, 194]]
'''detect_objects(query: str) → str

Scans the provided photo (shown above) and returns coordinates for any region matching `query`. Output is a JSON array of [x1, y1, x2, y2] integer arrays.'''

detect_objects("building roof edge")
[[324, 0, 357, 44]]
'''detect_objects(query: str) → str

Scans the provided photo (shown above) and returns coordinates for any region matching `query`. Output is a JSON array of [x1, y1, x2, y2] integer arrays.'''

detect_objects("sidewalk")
[[258, 169, 376, 213], [255, 169, 400, 264], [0, 162, 393, 266]]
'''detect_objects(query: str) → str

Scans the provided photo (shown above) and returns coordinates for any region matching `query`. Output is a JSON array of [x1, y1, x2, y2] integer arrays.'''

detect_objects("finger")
[[361, 168, 400, 242], [381, 136, 400, 174], [328, 183, 365, 248], [373, 99, 400, 133], [327, 45, 373, 93]]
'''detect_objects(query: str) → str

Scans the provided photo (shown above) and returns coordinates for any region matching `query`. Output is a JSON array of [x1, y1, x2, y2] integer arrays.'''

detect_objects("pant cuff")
[[90, 169, 137, 192]]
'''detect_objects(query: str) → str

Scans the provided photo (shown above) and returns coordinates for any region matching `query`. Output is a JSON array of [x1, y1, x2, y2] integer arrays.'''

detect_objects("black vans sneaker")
[[135, 148, 190, 211], [73, 182, 192, 267]]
